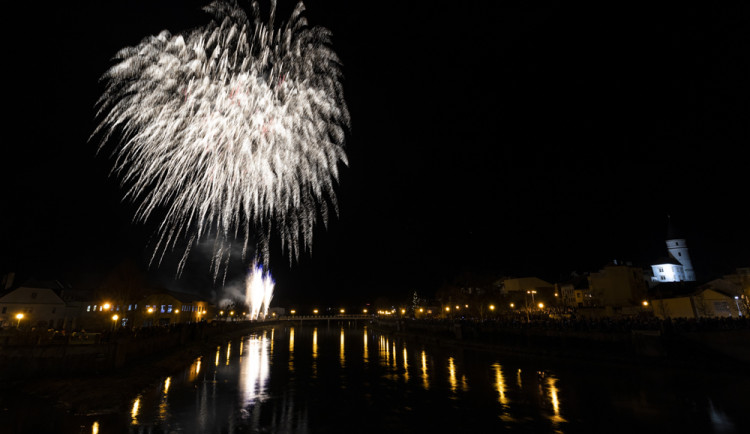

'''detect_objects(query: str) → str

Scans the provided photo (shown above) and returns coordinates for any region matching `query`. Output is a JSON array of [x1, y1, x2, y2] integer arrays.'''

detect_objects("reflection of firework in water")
[[245, 262, 274, 320], [92, 0, 349, 279]]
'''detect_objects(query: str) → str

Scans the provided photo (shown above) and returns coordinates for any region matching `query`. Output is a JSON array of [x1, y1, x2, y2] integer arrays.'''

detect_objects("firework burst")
[[92, 0, 349, 279]]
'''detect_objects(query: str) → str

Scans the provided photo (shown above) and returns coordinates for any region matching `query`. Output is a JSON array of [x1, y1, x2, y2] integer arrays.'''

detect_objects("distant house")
[[0, 279, 78, 329], [589, 263, 648, 308], [649, 279, 746, 319], [136, 290, 214, 327], [502, 277, 555, 309], [556, 273, 591, 308]]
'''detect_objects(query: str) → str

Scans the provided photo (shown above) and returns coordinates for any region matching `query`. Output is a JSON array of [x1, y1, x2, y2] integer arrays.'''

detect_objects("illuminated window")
[[167, 305, 173, 313], [128, 305, 132, 311]]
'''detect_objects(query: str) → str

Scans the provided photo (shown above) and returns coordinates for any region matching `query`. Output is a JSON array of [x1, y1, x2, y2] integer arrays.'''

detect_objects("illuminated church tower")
[[651, 217, 696, 282]]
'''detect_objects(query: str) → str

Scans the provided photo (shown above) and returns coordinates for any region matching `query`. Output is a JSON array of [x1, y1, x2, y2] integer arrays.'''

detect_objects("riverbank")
[[1, 322, 275, 418]]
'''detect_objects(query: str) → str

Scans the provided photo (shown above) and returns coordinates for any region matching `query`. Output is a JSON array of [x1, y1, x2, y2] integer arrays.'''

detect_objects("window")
[[52, 308, 56, 314], [167, 305, 173, 313], [678, 252, 682, 256], [659, 267, 664, 272], [87, 305, 91, 312], [1, 307, 6, 314], [161, 305, 166, 313], [128, 305, 132, 311], [660, 276, 666, 280]]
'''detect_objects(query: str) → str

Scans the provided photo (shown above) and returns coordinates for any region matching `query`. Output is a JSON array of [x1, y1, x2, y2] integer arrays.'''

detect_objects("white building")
[[650, 219, 695, 283], [0, 279, 79, 329]]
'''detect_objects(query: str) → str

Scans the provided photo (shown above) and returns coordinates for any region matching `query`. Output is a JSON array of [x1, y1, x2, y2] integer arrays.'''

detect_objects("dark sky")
[[2, 1, 748, 307]]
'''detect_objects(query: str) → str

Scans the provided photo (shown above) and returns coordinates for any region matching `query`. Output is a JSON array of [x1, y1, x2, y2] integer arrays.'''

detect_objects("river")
[[9, 323, 750, 433]]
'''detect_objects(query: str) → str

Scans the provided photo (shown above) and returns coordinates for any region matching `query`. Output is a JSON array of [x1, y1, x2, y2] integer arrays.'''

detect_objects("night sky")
[[2, 1, 748, 307]]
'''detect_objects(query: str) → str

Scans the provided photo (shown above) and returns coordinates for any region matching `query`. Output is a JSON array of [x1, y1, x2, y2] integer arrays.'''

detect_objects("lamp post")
[[112, 314, 119, 330], [15, 313, 23, 329]]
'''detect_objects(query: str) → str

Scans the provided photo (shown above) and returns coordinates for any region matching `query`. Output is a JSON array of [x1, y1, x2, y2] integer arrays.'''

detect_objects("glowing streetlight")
[[400, 309, 406, 314], [538, 302, 545, 309], [15, 313, 23, 328], [642, 300, 649, 307], [174, 309, 180, 314], [489, 305, 496, 311], [510, 303, 515, 308], [103, 303, 111, 311], [290, 309, 296, 315], [340, 309, 345, 314], [418, 308, 424, 313], [363, 309, 368, 314], [147, 307, 154, 313], [313, 309, 319, 314], [445, 307, 450, 312], [112, 314, 119, 330]]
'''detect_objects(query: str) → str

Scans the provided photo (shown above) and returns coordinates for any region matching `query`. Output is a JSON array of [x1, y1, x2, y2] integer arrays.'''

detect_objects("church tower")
[[665, 217, 695, 281]]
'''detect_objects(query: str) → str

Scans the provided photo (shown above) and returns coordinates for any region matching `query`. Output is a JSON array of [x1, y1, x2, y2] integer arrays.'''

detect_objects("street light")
[[15, 313, 23, 328], [103, 303, 111, 311], [734, 296, 742, 317], [112, 314, 119, 330]]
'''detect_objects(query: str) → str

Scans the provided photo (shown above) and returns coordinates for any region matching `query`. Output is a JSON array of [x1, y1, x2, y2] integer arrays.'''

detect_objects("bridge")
[[274, 314, 371, 321]]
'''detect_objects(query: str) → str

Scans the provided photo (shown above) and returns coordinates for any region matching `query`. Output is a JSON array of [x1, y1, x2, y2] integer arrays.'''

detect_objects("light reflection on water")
[[70, 324, 748, 434]]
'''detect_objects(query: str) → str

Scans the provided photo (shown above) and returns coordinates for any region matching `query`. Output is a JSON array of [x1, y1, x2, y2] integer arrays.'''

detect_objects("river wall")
[[0, 321, 261, 381]]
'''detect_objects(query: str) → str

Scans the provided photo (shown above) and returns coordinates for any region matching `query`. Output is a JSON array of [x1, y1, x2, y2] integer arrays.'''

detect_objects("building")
[[136, 290, 214, 327], [502, 277, 556, 309], [649, 279, 746, 319], [0, 279, 79, 329], [589, 262, 648, 308], [650, 219, 695, 283], [556, 272, 591, 308]]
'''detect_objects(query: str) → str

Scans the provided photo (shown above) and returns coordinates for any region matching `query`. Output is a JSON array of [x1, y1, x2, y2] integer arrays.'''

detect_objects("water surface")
[[23, 324, 750, 433]]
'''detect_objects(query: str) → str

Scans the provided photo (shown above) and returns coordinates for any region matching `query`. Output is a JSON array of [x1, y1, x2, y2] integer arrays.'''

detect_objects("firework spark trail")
[[92, 0, 349, 279]]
